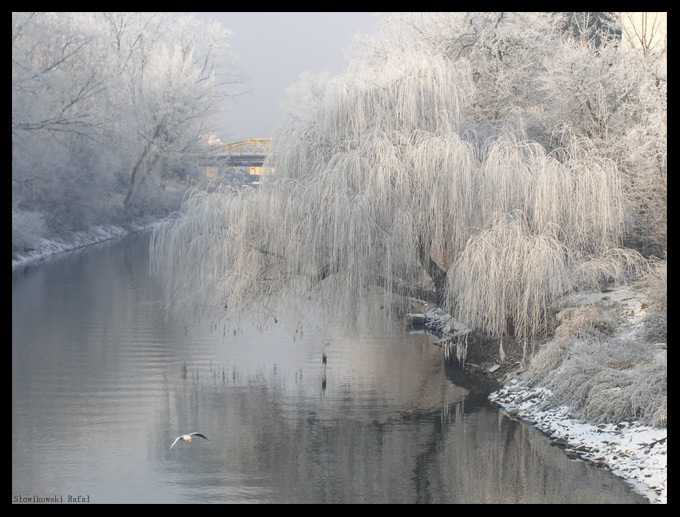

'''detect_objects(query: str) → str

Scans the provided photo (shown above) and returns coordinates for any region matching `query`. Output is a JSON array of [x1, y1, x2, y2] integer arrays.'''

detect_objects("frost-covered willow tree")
[[152, 13, 647, 357], [154, 50, 474, 320]]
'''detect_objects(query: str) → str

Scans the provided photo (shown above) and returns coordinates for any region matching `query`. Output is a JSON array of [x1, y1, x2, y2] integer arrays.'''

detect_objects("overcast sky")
[[186, 12, 391, 142]]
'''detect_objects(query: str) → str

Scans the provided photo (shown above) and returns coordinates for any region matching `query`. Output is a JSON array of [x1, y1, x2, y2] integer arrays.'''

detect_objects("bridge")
[[197, 138, 271, 167], [195, 138, 274, 184]]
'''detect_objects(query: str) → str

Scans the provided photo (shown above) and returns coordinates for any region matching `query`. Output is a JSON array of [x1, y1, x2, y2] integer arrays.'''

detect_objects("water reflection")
[[12, 232, 646, 503]]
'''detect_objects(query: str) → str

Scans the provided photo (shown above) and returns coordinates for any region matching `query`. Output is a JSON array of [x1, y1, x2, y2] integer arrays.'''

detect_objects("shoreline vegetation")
[[413, 265, 667, 504]]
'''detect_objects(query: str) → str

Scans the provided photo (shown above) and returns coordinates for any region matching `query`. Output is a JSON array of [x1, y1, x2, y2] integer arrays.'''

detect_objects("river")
[[12, 231, 647, 503]]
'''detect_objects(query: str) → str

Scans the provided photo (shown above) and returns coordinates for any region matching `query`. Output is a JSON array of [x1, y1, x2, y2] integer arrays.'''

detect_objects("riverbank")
[[489, 378, 666, 503], [418, 272, 667, 504], [11, 223, 155, 270]]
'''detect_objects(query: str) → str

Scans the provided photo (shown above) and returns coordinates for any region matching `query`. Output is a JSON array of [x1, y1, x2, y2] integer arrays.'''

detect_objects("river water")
[[12, 231, 647, 503]]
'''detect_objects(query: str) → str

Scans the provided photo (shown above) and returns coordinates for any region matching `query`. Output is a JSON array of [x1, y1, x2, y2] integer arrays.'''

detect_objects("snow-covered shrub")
[[535, 335, 667, 427], [553, 305, 619, 340]]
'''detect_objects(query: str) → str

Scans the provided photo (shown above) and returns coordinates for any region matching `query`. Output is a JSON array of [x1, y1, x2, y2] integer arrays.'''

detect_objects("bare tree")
[[94, 12, 246, 209], [620, 12, 666, 58], [12, 12, 106, 139], [12, 12, 247, 251]]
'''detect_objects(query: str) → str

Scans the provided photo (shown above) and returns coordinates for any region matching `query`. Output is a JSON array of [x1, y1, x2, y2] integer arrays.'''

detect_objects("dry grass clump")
[[526, 336, 667, 428], [522, 337, 572, 385], [524, 299, 619, 385], [571, 247, 648, 291], [639, 311, 667, 344], [553, 304, 619, 340], [640, 260, 667, 310], [635, 260, 667, 343]]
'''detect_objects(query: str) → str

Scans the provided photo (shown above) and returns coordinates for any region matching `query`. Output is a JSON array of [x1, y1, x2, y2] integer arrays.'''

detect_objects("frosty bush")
[[531, 335, 666, 427], [636, 260, 667, 343]]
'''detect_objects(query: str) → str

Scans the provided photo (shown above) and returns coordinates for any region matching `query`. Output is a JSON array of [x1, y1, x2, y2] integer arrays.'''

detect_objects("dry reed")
[[530, 336, 667, 427]]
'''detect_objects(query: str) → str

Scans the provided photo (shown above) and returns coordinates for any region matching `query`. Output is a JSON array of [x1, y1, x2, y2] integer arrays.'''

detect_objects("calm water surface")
[[12, 232, 647, 503]]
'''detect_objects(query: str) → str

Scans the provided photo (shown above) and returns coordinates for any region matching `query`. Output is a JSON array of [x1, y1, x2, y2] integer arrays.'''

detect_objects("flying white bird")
[[169, 432, 209, 452]]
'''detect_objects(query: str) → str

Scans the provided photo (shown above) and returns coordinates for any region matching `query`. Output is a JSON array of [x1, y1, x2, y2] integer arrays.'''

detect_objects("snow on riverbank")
[[489, 283, 667, 504], [489, 382, 666, 504], [11, 223, 152, 270], [415, 281, 667, 504]]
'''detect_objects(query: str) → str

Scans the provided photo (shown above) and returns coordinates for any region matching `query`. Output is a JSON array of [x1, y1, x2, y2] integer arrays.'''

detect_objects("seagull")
[[169, 432, 209, 452]]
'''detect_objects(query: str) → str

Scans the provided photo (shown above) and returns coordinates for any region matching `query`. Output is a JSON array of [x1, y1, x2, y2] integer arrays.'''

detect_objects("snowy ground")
[[489, 285, 667, 504]]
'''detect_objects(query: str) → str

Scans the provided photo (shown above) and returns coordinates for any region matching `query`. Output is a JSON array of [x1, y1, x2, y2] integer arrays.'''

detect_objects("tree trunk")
[[417, 236, 448, 305], [124, 146, 161, 210], [124, 126, 162, 210]]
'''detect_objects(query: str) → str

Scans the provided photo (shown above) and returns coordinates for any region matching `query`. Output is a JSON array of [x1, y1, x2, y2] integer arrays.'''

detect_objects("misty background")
[[189, 12, 391, 141], [12, 12, 391, 260]]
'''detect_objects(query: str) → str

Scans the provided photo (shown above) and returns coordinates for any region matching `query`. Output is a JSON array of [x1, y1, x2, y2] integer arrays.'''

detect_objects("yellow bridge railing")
[[215, 138, 272, 156], [199, 138, 274, 180]]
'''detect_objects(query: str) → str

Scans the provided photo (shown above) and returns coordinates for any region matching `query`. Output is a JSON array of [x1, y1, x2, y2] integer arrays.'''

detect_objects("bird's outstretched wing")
[[190, 432, 209, 440], [169, 436, 182, 452]]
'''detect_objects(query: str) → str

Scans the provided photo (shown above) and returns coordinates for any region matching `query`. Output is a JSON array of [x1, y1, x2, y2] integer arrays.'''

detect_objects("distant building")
[[199, 134, 223, 147]]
